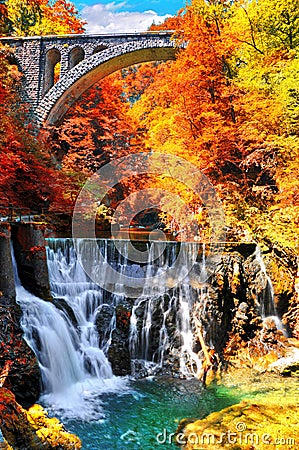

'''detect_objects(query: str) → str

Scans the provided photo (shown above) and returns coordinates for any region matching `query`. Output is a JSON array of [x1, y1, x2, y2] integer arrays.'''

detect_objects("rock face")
[[0, 388, 81, 450], [259, 240, 297, 336], [107, 304, 132, 375], [95, 244, 288, 377], [191, 247, 288, 365], [0, 304, 41, 409], [0, 224, 15, 305], [11, 223, 52, 301], [96, 302, 132, 375], [222, 249, 289, 366], [0, 224, 41, 408]]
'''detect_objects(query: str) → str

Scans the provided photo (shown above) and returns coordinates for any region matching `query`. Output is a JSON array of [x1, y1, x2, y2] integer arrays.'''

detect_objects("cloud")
[[81, 2, 171, 34]]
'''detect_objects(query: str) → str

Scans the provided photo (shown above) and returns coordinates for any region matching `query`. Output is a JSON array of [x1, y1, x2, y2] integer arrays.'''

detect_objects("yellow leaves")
[[254, 0, 299, 50], [5, 0, 85, 36], [26, 404, 82, 449], [229, 0, 299, 63], [5, 0, 43, 36]]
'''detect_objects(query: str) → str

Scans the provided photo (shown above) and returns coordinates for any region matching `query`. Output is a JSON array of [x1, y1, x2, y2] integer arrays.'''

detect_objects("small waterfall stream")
[[254, 246, 287, 335], [254, 246, 276, 317], [12, 247, 86, 393]]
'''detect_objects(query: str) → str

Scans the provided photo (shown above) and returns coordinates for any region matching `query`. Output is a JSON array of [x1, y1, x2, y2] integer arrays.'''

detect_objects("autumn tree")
[[0, 0, 85, 212], [123, 0, 299, 244], [1, 0, 85, 36], [52, 75, 142, 175], [0, 46, 74, 211]]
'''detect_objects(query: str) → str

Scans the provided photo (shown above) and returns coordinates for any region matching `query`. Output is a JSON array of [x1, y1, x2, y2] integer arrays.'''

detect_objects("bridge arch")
[[92, 45, 108, 55], [68, 46, 85, 70], [43, 48, 61, 96], [36, 39, 177, 128]]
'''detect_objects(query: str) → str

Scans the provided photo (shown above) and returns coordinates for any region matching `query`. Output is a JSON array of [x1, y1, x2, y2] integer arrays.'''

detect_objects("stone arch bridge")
[[1, 32, 177, 128]]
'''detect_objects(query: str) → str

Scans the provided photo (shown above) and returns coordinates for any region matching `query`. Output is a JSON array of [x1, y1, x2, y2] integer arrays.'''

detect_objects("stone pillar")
[[0, 224, 15, 306], [11, 223, 52, 301]]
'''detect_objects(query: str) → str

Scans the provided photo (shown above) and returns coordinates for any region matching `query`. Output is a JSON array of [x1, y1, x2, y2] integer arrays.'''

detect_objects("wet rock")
[[11, 223, 52, 301], [269, 348, 299, 376], [115, 304, 131, 334], [130, 360, 151, 378], [0, 388, 81, 449], [0, 304, 41, 409], [0, 225, 15, 305], [257, 240, 297, 334], [95, 304, 114, 346], [108, 328, 131, 376], [52, 298, 77, 326], [106, 303, 132, 375]]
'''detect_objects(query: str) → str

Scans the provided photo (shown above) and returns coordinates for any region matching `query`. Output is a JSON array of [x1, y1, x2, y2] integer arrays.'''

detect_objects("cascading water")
[[15, 239, 282, 402], [12, 246, 85, 392], [254, 246, 287, 336], [7, 237, 289, 449], [11, 242, 126, 420], [12, 237, 212, 420], [46, 241, 113, 380], [47, 238, 204, 378], [254, 246, 276, 317], [128, 241, 204, 377]]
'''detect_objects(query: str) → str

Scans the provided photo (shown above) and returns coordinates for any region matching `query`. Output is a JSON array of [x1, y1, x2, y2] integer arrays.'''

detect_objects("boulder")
[[269, 347, 299, 376], [0, 388, 81, 450], [0, 304, 41, 409]]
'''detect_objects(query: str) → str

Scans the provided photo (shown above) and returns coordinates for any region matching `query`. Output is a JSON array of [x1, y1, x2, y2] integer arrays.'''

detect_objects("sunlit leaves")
[[3, 0, 85, 36], [52, 75, 142, 176]]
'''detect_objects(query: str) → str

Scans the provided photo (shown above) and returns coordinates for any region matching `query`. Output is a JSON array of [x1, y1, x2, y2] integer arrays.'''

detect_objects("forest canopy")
[[0, 0, 298, 248]]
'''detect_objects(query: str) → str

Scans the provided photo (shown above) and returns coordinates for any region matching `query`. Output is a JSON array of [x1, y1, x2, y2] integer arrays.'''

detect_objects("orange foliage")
[[51, 74, 143, 175], [41, 0, 86, 34], [1, 0, 85, 37]]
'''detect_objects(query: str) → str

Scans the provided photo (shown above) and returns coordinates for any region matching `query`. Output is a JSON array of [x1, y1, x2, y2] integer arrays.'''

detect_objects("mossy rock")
[[179, 400, 299, 449], [0, 388, 81, 449], [178, 369, 299, 449]]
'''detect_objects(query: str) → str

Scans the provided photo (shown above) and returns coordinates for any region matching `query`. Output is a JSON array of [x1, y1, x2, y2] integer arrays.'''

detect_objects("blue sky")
[[73, 1, 187, 33]]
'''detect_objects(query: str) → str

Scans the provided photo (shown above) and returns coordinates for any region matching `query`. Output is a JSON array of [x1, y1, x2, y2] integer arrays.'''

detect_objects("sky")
[[73, 1, 187, 34]]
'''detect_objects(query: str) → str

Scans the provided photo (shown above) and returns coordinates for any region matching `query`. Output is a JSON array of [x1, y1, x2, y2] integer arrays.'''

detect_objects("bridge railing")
[[0, 30, 176, 42], [0, 204, 49, 223]]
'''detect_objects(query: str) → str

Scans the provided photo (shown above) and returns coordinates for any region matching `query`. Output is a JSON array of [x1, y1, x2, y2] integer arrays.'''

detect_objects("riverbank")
[[178, 368, 299, 449]]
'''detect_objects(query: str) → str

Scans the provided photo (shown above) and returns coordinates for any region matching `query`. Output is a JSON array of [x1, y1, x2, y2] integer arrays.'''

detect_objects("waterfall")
[[9, 236, 290, 425], [129, 241, 204, 377], [47, 238, 204, 378], [11, 242, 125, 420], [254, 246, 287, 336], [11, 237, 209, 419], [46, 240, 113, 379], [254, 246, 276, 317]]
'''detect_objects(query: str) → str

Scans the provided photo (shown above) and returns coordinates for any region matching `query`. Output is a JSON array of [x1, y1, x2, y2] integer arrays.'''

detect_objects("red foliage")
[[0, 46, 76, 212]]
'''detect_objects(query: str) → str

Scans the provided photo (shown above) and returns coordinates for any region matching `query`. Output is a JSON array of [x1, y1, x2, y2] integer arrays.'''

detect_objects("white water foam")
[[11, 243, 129, 421]]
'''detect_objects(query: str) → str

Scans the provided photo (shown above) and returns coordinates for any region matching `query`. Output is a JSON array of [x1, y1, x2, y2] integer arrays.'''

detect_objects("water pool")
[[56, 377, 239, 450]]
